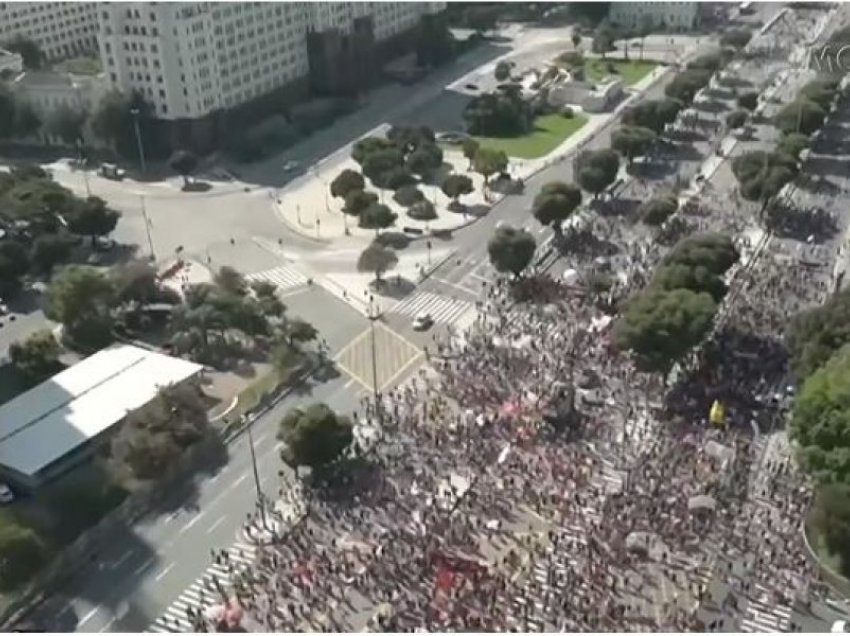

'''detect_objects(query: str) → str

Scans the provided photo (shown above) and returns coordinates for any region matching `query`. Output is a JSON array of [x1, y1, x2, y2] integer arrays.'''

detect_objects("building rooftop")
[[0, 344, 203, 479]]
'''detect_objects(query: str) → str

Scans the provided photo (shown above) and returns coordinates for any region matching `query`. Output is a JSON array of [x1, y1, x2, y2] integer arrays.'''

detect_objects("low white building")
[[0, 344, 203, 490], [608, 2, 699, 32]]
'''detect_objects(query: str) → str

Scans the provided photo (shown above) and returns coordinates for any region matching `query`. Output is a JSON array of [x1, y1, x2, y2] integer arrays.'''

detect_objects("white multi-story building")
[[97, 2, 444, 121], [0, 2, 99, 61], [608, 2, 699, 32]]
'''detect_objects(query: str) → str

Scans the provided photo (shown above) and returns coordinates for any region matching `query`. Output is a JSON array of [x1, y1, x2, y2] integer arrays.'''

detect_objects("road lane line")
[[380, 351, 425, 393], [430, 276, 478, 297], [180, 510, 205, 533], [206, 515, 227, 534], [255, 430, 269, 446], [343, 378, 356, 390], [154, 562, 175, 581], [227, 472, 249, 493], [133, 557, 154, 576], [99, 617, 116, 632], [80, 605, 102, 625], [111, 548, 135, 569]]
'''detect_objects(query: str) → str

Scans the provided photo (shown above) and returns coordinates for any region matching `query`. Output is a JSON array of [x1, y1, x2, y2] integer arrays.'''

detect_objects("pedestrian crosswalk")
[[740, 585, 793, 633], [146, 541, 257, 633], [245, 264, 308, 292], [391, 291, 474, 326]]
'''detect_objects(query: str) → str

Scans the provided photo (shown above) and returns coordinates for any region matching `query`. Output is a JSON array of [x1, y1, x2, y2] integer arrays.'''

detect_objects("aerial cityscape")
[[0, 0, 850, 632]]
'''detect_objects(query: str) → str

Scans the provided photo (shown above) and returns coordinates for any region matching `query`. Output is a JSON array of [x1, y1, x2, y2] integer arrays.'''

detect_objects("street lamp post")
[[426, 239, 432, 266], [130, 108, 147, 175], [76, 138, 90, 197], [247, 423, 269, 530], [139, 194, 157, 262], [366, 294, 383, 429]]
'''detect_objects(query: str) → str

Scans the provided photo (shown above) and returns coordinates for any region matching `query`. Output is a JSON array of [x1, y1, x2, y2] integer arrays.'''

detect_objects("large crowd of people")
[[150, 7, 850, 634]]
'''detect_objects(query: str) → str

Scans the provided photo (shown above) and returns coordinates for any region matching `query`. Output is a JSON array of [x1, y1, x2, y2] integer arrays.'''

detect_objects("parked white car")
[[0, 483, 15, 504]]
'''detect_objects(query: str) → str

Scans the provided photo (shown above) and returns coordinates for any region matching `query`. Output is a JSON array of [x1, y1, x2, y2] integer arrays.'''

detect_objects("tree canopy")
[[532, 181, 582, 230], [168, 150, 199, 185], [614, 287, 717, 377], [64, 196, 120, 247], [774, 98, 826, 136], [487, 225, 536, 278], [330, 169, 365, 199], [731, 150, 798, 210], [575, 148, 620, 198], [441, 174, 474, 206], [277, 403, 354, 469], [720, 28, 752, 49], [463, 89, 533, 137], [790, 345, 850, 486], [737, 91, 759, 111], [9, 329, 63, 385], [45, 265, 116, 350], [621, 99, 681, 134], [610, 125, 656, 165], [359, 203, 397, 233], [357, 242, 398, 284], [661, 232, 739, 276], [472, 147, 508, 187], [639, 191, 678, 226], [665, 69, 712, 104], [787, 288, 850, 380], [344, 189, 378, 216]]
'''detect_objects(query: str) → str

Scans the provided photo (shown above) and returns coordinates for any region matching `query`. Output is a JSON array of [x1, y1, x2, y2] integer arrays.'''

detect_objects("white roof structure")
[[0, 344, 202, 479]]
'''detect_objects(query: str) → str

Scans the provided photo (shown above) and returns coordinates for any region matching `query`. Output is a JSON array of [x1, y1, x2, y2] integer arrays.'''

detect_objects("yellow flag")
[[709, 400, 725, 427]]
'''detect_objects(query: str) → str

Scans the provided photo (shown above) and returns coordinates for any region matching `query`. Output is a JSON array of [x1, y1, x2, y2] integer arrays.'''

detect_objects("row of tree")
[[614, 233, 739, 379]]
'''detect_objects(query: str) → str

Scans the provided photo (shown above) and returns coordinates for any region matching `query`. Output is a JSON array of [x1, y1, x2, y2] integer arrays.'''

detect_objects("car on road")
[[832, 620, 848, 633], [0, 483, 15, 504], [98, 163, 126, 180], [412, 312, 434, 331], [282, 160, 300, 173], [465, 83, 479, 91], [0, 301, 7, 316], [437, 132, 469, 145]]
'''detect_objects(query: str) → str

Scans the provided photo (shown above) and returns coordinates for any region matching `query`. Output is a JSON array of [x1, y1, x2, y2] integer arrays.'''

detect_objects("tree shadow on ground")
[[371, 276, 416, 301], [461, 203, 491, 218], [375, 231, 412, 250], [181, 180, 212, 193], [666, 142, 705, 163], [805, 156, 850, 180], [766, 203, 838, 244], [663, 129, 707, 144], [423, 162, 454, 187], [4, 286, 43, 317], [796, 173, 842, 197], [593, 196, 641, 220]]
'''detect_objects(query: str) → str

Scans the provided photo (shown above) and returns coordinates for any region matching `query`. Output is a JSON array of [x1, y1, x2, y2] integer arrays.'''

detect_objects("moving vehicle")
[[98, 163, 126, 180], [0, 483, 15, 504], [282, 160, 300, 173], [412, 312, 434, 331]]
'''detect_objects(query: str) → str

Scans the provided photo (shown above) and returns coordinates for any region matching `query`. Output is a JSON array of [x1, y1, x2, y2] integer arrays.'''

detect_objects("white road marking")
[[180, 511, 205, 534], [154, 562, 175, 581], [343, 378, 356, 390], [255, 431, 269, 446], [133, 557, 154, 576], [80, 605, 102, 625], [206, 515, 227, 534], [227, 472, 248, 492], [430, 276, 479, 296], [112, 548, 135, 569]]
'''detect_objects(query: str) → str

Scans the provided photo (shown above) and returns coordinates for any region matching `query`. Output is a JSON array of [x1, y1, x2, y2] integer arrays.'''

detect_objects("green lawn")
[[585, 58, 657, 86], [474, 113, 589, 160]]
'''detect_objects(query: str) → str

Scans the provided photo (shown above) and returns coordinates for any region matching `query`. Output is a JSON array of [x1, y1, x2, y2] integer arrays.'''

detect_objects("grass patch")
[[585, 58, 657, 86], [473, 113, 589, 160], [52, 56, 102, 76]]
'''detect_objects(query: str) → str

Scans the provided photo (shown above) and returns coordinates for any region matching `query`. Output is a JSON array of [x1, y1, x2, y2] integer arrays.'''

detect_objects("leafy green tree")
[[487, 225, 536, 278], [9, 330, 62, 385], [393, 185, 424, 207], [571, 33, 582, 50], [591, 20, 616, 57], [790, 345, 850, 485], [13, 102, 42, 140], [809, 484, 850, 578], [409, 200, 438, 223], [731, 150, 798, 212], [463, 90, 532, 137], [640, 191, 678, 226], [610, 125, 656, 165], [0, 518, 48, 591], [330, 169, 365, 199], [462, 138, 480, 169], [362, 148, 404, 186], [359, 203, 397, 234], [621, 99, 681, 134], [650, 262, 727, 302], [251, 280, 286, 321], [799, 77, 839, 111], [344, 189, 378, 216], [45, 265, 116, 350], [720, 28, 752, 49], [774, 99, 826, 136], [277, 403, 354, 470], [737, 91, 759, 111], [665, 69, 712, 104], [725, 109, 748, 130], [352, 136, 396, 165], [168, 150, 199, 186], [214, 266, 247, 296], [576, 148, 620, 198], [405, 143, 443, 178], [30, 233, 74, 275], [558, 50, 584, 69], [109, 383, 212, 481], [787, 288, 850, 380], [687, 52, 724, 72], [662, 232, 739, 276], [0, 240, 30, 297], [387, 125, 435, 153], [614, 287, 717, 378], [777, 133, 809, 161], [284, 318, 317, 348], [441, 174, 474, 208], [4, 36, 43, 70], [65, 196, 120, 247], [472, 147, 508, 188], [91, 90, 153, 159], [532, 181, 582, 231], [45, 105, 87, 145], [357, 242, 398, 285], [494, 60, 512, 81]]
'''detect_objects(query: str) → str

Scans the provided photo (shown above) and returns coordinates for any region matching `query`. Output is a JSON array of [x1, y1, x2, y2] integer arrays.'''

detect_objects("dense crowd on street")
[[149, 8, 850, 633]]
